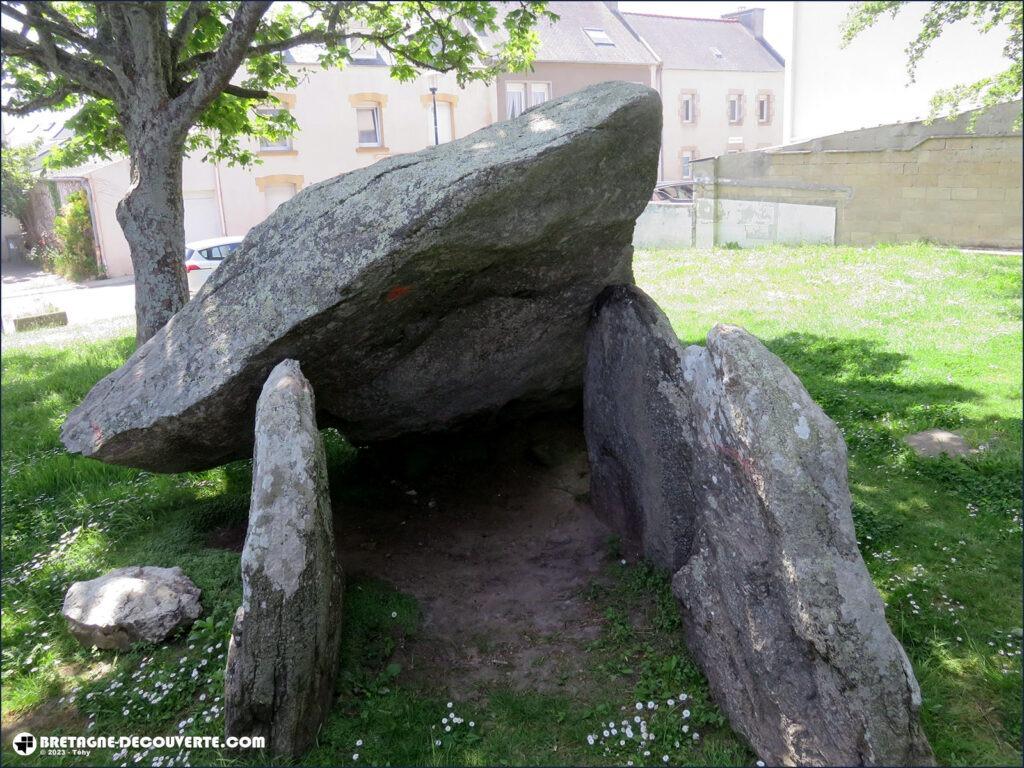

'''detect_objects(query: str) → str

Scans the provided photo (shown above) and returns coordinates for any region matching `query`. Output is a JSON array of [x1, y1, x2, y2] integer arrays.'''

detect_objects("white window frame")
[[757, 94, 772, 124], [728, 94, 743, 124], [427, 100, 453, 145], [506, 82, 525, 119], [356, 103, 382, 147], [680, 150, 695, 181], [680, 93, 695, 124], [257, 107, 292, 151], [506, 82, 551, 119], [583, 27, 615, 46], [529, 82, 550, 107]]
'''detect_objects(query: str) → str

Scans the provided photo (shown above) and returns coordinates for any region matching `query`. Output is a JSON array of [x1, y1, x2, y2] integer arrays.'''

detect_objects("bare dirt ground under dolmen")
[[212, 410, 620, 700]]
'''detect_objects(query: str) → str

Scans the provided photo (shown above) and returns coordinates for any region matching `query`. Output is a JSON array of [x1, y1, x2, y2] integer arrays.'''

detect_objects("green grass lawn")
[[2, 243, 1021, 766]]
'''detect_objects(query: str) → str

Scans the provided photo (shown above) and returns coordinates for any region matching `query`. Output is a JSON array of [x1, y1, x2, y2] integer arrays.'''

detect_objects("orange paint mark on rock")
[[386, 285, 411, 302]]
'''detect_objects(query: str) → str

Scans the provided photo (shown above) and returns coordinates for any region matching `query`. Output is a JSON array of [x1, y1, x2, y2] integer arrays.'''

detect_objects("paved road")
[[1, 261, 136, 349]]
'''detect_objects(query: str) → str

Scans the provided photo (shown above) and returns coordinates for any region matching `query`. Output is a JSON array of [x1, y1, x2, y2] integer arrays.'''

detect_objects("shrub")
[[51, 191, 99, 282]]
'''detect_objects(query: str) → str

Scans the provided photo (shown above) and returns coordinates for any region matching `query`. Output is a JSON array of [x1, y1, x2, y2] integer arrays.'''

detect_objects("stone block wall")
[[693, 101, 1023, 250]]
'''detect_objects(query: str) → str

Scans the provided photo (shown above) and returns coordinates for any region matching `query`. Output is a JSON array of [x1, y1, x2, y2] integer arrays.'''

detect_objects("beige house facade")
[[623, 8, 785, 181], [38, 2, 788, 277]]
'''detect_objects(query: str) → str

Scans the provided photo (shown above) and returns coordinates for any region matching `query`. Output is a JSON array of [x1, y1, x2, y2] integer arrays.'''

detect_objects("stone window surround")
[[728, 90, 745, 126], [756, 90, 775, 126], [255, 173, 304, 193], [420, 92, 459, 143], [679, 89, 698, 125], [348, 92, 390, 153], [258, 92, 298, 157], [678, 146, 698, 180]]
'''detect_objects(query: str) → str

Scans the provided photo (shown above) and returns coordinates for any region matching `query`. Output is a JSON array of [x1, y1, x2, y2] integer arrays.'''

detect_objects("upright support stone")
[[583, 285, 933, 766], [225, 359, 343, 759]]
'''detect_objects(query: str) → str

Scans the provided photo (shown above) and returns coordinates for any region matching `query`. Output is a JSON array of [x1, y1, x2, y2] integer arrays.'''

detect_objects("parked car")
[[185, 236, 244, 292], [651, 181, 694, 204]]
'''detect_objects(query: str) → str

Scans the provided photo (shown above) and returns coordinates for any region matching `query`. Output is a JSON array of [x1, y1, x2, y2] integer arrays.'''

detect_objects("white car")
[[185, 236, 244, 292]]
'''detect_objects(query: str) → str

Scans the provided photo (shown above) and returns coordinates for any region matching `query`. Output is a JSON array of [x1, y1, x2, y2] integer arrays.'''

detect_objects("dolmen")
[[61, 81, 932, 765]]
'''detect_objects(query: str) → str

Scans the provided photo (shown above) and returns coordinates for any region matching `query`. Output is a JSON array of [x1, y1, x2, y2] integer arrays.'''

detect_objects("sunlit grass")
[[1, 242, 1020, 765]]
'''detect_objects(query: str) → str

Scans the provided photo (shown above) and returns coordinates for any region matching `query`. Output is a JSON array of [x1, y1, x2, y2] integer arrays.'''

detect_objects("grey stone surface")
[[904, 428, 974, 458], [224, 360, 343, 759], [62, 565, 201, 650], [61, 81, 661, 472], [584, 285, 933, 766]]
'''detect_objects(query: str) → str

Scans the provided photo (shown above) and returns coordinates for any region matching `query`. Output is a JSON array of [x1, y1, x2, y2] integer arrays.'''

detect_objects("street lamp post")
[[429, 86, 439, 146]]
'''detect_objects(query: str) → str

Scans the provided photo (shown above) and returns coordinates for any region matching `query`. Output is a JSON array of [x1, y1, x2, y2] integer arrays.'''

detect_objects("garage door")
[[184, 191, 222, 243]]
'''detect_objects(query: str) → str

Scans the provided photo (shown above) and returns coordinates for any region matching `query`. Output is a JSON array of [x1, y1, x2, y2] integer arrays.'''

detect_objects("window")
[[757, 94, 772, 124], [264, 183, 296, 214], [506, 83, 525, 119], [584, 28, 615, 46], [727, 137, 744, 154], [680, 150, 695, 180], [427, 100, 453, 145], [506, 82, 550, 119], [257, 108, 291, 151], [356, 104, 382, 146], [680, 93, 695, 124], [351, 39, 380, 62], [728, 94, 743, 124], [209, 243, 240, 260], [529, 83, 550, 107]]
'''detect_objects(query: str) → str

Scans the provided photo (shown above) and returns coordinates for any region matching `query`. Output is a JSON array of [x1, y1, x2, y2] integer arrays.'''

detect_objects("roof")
[[478, 2, 657, 66], [622, 13, 783, 72]]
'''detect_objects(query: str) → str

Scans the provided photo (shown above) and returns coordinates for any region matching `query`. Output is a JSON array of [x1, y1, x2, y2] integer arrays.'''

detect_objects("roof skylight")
[[584, 27, 616, 46]]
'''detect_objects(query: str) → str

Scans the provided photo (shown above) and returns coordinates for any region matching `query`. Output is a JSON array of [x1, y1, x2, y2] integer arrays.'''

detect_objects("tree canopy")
[[1, 2, 555, 170], [842, 1, 1023, 124]]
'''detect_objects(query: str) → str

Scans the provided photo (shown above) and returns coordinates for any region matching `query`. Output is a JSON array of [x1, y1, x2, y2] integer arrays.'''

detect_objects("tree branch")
[[169, 1, 209, 65], [222, 83, 271, 100], [168, 1, 272, 130], [1, 85, 76, 115], [0, 26, 118, 100]]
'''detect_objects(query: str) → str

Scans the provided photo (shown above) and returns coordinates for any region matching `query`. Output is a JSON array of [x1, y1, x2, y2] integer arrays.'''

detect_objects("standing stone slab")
[[584, 285, 933, 766], [62, 565, 201, 649], [61, 81, 661, 473], [225, 360, 343, 759]]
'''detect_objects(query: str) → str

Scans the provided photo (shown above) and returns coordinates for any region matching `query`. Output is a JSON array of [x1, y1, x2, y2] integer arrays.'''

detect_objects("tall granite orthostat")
[[61, 81, 661, 472], [224, 360, 343, 758], [584, 285, 934, 766]]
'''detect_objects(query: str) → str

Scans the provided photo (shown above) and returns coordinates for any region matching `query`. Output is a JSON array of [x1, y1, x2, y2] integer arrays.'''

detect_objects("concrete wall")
[[633, 202, 694, 249], [660, 68, 784, 180], [1, 214, 25, 261], [695, 101, 1023, 250]]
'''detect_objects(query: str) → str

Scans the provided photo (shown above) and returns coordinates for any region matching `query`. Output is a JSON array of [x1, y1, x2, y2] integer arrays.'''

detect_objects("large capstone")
[[62, 565, 201, 650], [224, 360, 343, 758], [583, 285, 933, 766], [60, 81, 661, 473]]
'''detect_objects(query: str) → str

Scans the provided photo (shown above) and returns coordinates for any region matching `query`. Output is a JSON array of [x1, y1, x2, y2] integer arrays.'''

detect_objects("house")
[[31, 2, 787, 277], [623, 7, 785, 180], [483, 1, 658, 120]]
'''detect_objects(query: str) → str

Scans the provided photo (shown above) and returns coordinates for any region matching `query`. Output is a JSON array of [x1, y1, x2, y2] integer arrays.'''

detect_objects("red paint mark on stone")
[[91, 420, 103, 446], [386, 285, 411, 302]]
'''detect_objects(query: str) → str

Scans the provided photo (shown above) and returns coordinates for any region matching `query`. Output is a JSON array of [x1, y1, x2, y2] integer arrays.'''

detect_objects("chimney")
[[722, 7, 764, 40]]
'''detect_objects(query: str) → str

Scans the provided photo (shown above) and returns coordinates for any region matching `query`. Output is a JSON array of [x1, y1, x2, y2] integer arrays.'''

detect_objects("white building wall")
[[661, 67, 784, 178], [787, 1, 1013, 142]]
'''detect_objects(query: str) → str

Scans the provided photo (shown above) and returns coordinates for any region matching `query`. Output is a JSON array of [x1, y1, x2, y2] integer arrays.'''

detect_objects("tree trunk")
[[116, 135, 189, 346]]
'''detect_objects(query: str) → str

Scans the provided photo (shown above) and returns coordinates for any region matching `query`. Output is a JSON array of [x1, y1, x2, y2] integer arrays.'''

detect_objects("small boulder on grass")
[[62, 565, 202, 650]]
